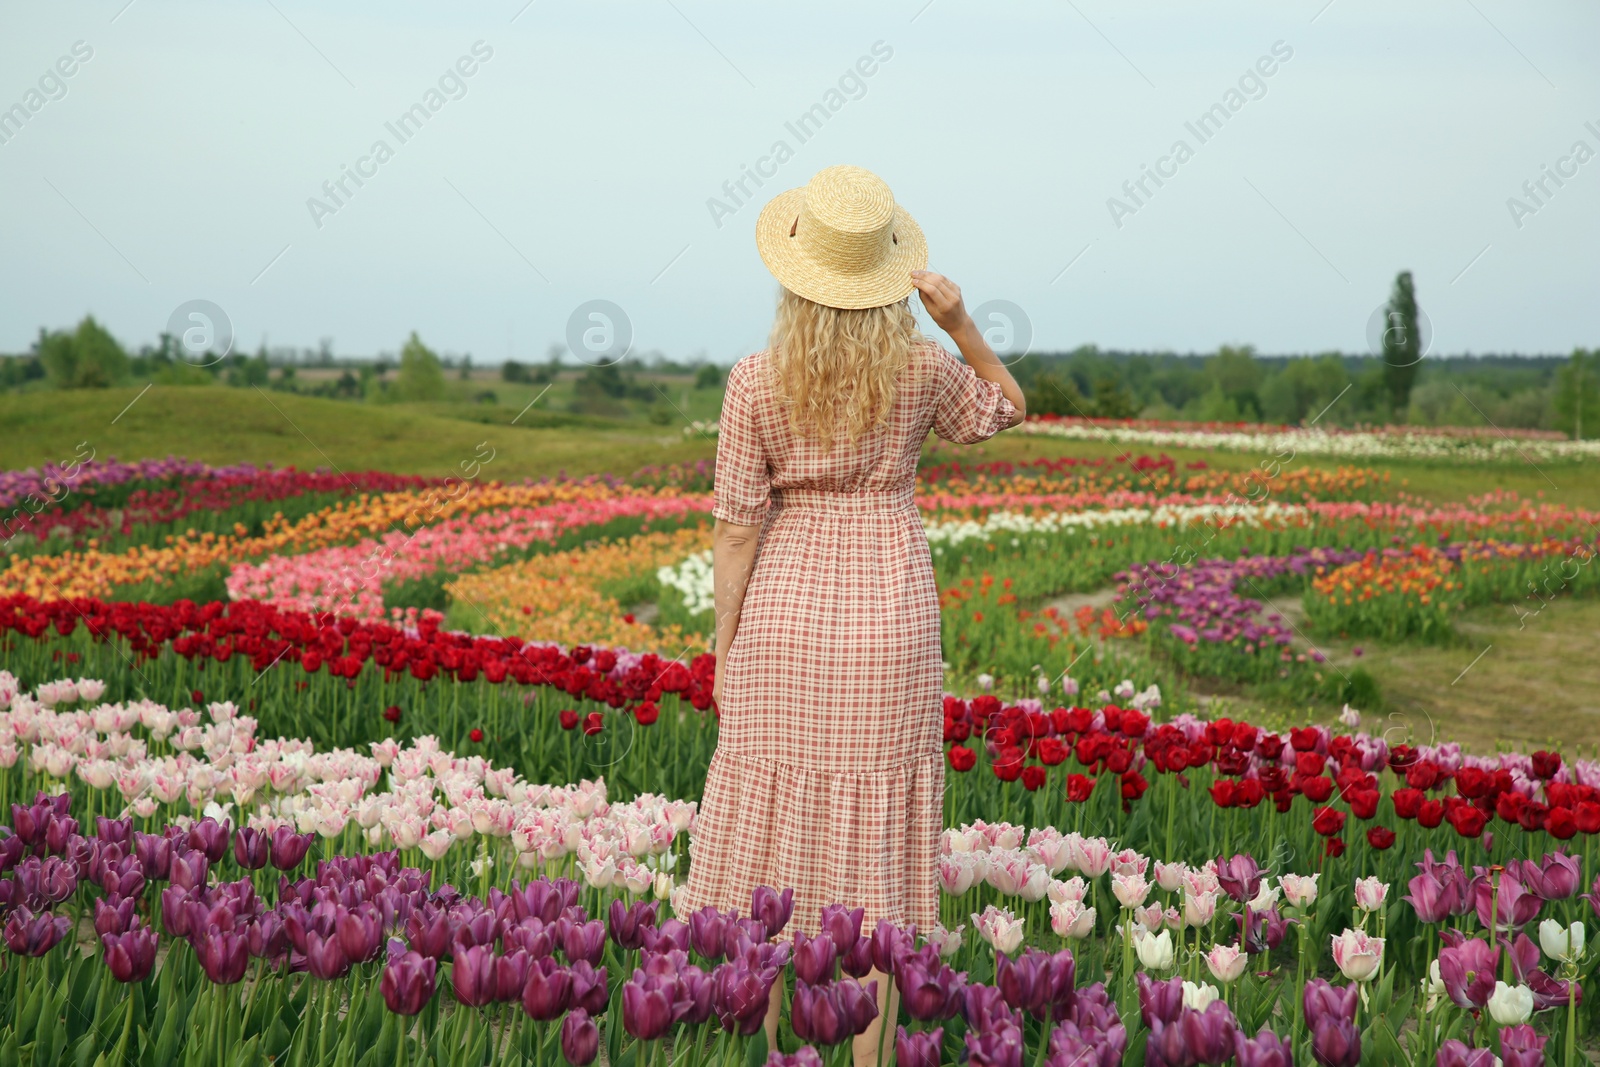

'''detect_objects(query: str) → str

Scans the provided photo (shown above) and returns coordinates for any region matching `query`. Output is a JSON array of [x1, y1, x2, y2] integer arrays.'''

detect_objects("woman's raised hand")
[[911, 270, 973, 336]]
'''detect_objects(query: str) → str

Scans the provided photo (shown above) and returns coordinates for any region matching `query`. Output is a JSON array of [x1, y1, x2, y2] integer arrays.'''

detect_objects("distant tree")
[[1554, 349, 1600, 440], [1024, 371, 1090, 417], [37, 316, 129, 389], [1206, 345, 1262, 418], [1089, 376, 1140, 419], [502, 360, 531, 383], [393, 332, 445, 402], [694, 364, 723, 390], [1380, 270, 1423, 414], [335, 369, 361, 398], [459, 354, 473, 381]]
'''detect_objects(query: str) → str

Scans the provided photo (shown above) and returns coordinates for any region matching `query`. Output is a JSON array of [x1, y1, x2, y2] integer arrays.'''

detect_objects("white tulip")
[[1539, 919, 1585, 963], [1487, 982, 1533, 1026], [1135, 927, 1175, 970], [1181, 981, 1219, 1011]]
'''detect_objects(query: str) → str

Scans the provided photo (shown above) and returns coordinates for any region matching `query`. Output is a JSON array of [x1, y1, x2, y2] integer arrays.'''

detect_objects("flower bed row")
[[1016, 415, 1600, 462]]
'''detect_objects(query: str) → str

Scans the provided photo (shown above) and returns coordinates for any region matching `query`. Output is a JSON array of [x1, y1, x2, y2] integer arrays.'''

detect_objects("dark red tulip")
[[382, 950, 437, 1015], [101, 923, 158, 982], [560, 1008, 600, 1066]]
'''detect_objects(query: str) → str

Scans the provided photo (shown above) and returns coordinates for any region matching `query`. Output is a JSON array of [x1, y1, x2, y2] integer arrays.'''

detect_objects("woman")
[[680, 165, 1025, 1066]]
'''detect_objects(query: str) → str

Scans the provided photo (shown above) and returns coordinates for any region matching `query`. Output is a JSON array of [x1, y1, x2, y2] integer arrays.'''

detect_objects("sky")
[[1, 0, 1596, 365]]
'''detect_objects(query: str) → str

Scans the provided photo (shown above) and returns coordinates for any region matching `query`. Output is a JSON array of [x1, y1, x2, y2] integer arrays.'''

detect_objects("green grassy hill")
[[0, 385, 717, 481]]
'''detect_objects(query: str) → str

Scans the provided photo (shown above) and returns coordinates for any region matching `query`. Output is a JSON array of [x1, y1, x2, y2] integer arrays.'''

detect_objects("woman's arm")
[[712, 517, 762, 707], [911, 270, 1027, 424]]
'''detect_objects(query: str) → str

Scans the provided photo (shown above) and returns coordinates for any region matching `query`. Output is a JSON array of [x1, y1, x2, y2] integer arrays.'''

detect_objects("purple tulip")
[[42, 815, 80, 856], [836, 977, 879, 1034], [233, 827, 271, 871], [382, 950, 437, 1015], [407, 905, 455, 959], [504, 918, 554, 959], [0, 835, 23, 873], [133, 832, 173, 881], [1310, 1016, 1360, 1067], [965, 1020, 1023, 1067], [1180, 1002, 1239, 1065], [641, 918, 690, 955], [996, 951, 1046, 1017], [1137, 973, 1185, 1028], [1404, 871, 1459, 924], [486, 949, 528, 1003], [839, 934, 874, 978], [1471, 872, 1542, 935], [15, 855, 77, 908], [95, 895, 137, 937], [750, 886, 794, 940], [818, 904, 864, 955], [101, 923, 158, 983], [95, 816, 133, 848], [452, 909, 499, 954], [3, 907, 70, 956], [793, 931, 838, 985], [522, 957, 574, 1020], [188, 817, 231, 864], [711, 958, 778, 1036], [869, 920, 916, 975], [1215, 854, 1267, 903], [1497, 1024, 1547, 1067], [1234, 1026, 1292, 1067], [894, 948, 965, 1021], [965, 983, 1021, 1034], [562, 919, 606, 966], [98, 857, 145, 900], [160, 886, 196, 937], [452, 944, 499, 1007], [766, 1050, 824, 1067], [1438, 938, 1499, 1009], [679, 964, 715, 1025], [609, 899, 658, 950], [305, 931, 351, 980], [1514, 852, 1581, 901], [1048, 1017, 1124, 1067], [1435, 1039, 1496, 1067], [1507, 932, 1583, 1010], [269, 827, 314, 872], [688, 906, 733, 963], [337, 906, 384, 964], [561, 1008, 601, 1066], [622, 974, 679, 1040], [793, 979, 877, 1046], [1302, 979, 1358, 1027], [195, 927, 250, 984], [896, 1026, 943, 1067], [570, 960, 609, 1015], [248, 914, 288, 960], [169, 850, 209, 891]]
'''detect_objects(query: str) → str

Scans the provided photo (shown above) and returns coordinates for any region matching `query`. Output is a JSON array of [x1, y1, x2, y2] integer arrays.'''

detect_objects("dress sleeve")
[[930, 345, 1018, 444], [711, 364, 771, 525]]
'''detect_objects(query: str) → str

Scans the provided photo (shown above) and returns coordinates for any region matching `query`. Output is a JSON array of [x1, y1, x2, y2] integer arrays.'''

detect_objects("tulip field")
[[0, 419, 1598, 1066]]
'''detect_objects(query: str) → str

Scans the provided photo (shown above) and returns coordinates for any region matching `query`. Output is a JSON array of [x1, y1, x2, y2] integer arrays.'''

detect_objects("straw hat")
[[755, 165, 928, 310]]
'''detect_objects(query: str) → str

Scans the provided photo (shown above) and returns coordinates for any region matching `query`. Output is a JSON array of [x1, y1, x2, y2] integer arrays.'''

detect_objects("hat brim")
[[755, 187, 929, 310]]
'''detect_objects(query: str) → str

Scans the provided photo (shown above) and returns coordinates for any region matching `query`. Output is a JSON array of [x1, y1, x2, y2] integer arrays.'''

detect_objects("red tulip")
[[1311, 807, 1346, 837], [1065, 774, 1094, 803], [1365, 827, 1395, 850]]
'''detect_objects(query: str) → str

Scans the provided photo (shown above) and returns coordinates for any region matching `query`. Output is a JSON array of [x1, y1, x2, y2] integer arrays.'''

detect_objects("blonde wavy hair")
[[765, 287, 925, 450]]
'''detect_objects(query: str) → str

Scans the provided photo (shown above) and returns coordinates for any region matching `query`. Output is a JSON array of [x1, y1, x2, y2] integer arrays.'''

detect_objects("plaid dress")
[[681, 341, 1017, 936]]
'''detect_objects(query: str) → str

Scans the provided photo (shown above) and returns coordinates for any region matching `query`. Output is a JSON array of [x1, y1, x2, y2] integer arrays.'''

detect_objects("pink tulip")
[[1331, 929, 1384, 982]]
